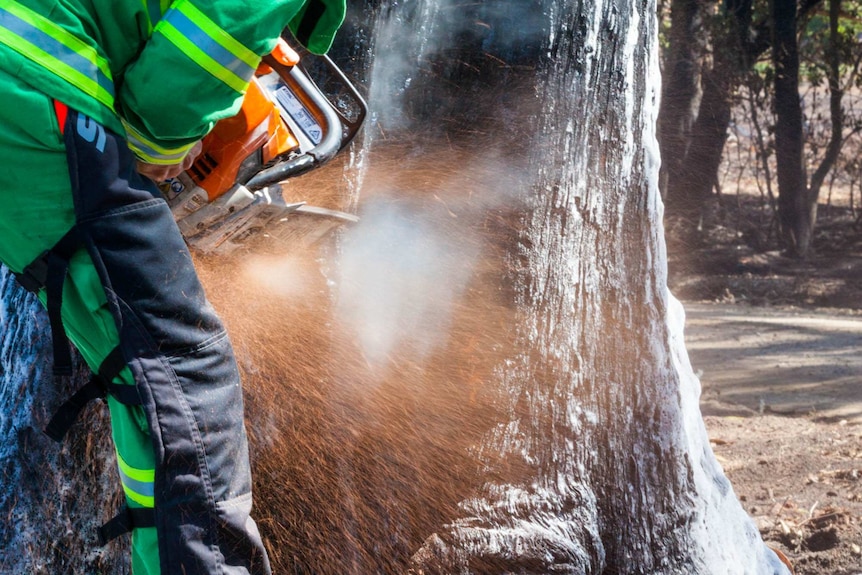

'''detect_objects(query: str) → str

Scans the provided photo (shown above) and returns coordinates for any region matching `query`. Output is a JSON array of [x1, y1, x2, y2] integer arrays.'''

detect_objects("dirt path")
[[684, 302, 862, 575], [684, 302, 862, 423]]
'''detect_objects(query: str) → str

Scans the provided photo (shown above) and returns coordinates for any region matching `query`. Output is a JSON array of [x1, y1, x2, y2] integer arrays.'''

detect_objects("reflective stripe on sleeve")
[[123, 119, 198, 165], [117, 453, 155, 508], [156, 0, 259, 94], [0, 1, 114, 110]]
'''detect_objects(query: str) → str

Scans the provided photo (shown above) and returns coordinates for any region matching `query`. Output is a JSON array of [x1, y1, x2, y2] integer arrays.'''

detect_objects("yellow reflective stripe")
[[159, 23, 248, 93], [117, 453, 155, 508], [0, 1, 114, 109], [118, 453, 155, 483], [6, 1, 113, 81], [123, 487, 155, 508], [156, 0, 259, 94], [122, 119, 197, 165], [177, 1, 258, 70]]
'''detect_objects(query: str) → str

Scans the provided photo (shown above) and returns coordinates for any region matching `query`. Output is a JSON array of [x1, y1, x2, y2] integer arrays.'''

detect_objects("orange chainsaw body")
[[165, 36, 367, 255], [188, 42, 302, 202]]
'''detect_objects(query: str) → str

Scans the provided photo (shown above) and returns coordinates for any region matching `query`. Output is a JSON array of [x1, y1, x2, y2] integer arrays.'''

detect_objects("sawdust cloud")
[[195, 142, 530, 573]]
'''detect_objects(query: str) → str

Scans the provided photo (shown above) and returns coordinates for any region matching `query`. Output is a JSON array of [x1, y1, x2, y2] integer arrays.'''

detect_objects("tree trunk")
[[0, 270, 125, 574], [772, 0, 815, 257], [662, 0, 751, 229], [807, 0, 843, 207], [666, 64, 734, 223], [396, 0, 788, 572], [658, 0, 703, 201]]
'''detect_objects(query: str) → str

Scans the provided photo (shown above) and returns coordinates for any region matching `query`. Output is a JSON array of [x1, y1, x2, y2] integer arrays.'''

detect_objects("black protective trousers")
[[57, 106, 271, 574]]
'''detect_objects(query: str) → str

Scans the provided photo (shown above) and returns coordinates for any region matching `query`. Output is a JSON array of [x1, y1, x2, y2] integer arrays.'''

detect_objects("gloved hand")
[[136, 141, 203, 182]]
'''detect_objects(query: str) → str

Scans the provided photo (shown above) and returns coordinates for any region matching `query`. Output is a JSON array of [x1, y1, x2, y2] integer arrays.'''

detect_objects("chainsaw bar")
[[180, 184, 358, 255]]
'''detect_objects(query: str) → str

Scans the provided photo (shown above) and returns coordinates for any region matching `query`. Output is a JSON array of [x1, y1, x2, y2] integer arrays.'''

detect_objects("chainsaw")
[[161, 37, 367, 255]]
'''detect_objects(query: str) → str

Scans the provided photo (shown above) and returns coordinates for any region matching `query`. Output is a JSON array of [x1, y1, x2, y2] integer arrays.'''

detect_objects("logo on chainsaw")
[[158, 177, 186, 199], [168, 178, 185, 195]]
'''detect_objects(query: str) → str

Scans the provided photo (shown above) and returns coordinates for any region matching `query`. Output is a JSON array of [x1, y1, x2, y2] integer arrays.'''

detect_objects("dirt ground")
[[668, 194, 862, 575]]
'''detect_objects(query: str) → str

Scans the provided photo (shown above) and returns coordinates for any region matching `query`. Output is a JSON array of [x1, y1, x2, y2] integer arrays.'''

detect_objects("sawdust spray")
[[193, 1, 547, 571], [195, 143, 530, 573]]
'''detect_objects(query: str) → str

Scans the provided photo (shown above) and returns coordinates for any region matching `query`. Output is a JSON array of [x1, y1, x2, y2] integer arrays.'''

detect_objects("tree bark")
[[398, 0, 788, 572], [772, 0, 815, 257], [0, 270, 124, 574], [658, 0, 703, 201]]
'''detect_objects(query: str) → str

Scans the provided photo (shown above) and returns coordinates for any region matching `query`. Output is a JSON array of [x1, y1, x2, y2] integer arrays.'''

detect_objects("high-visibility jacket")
[[0, 0, 345, 164]]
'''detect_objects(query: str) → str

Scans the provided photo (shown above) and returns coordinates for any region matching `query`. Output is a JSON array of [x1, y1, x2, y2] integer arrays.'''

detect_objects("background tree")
[[660, 0, 760, 227], [658, 0, 705, 204], [769, 0, 858, 257], [772, 0, 812, 255], [657, 0, 829, 251]]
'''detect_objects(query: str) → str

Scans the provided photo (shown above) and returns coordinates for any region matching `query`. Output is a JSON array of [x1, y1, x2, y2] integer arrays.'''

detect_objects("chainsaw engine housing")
[[162, 39, 366, 255]]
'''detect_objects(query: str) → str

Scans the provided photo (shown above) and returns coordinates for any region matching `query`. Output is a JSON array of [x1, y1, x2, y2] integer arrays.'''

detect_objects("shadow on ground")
[[683, 302, 862, 423]]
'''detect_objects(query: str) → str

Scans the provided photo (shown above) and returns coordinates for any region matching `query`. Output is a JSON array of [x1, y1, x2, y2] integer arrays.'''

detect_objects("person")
[[0, 0, 346, 573]]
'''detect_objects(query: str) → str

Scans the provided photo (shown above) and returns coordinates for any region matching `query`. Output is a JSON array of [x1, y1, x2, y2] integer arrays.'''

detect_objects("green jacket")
[[0, 0, 345, 164]]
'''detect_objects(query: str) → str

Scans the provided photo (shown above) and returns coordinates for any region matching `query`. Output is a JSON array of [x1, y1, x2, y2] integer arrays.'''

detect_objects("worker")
[[0, 0, 345, 573]]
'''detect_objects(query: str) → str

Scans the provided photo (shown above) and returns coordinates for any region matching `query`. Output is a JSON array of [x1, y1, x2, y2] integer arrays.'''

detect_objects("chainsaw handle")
[[246, 154, 316, 189], [247, 55, 350, 190], [311, 53, 368, 151]]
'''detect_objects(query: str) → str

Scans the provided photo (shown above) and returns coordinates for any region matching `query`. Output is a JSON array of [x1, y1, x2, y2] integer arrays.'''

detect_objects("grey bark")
[[404, 0, 789, 572], [0, 269, 125, 574]]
